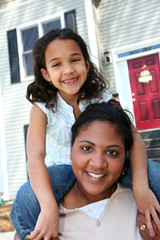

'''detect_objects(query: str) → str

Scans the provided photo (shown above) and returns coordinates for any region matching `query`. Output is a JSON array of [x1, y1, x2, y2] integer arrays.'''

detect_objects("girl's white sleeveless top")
[[36, 91, 112, 166]]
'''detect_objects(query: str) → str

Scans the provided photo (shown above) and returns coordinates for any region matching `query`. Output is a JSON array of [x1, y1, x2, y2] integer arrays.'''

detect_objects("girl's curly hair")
[[26, 28, 109, 110]]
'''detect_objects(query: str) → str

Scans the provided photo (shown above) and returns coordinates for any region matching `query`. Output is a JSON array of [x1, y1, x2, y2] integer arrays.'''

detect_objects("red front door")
[[128, 54, 160, 130]]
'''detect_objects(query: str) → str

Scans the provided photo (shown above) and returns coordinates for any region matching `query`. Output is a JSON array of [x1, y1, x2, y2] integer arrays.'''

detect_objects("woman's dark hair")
[[26, 28, 108, 109], [71, 99, 133, 153]]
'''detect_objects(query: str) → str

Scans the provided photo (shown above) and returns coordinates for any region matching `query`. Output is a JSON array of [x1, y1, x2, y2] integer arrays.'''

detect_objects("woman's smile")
[[87, 171, 106, 179]]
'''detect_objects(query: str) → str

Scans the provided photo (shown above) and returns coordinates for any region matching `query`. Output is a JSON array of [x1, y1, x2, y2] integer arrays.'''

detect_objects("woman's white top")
[[59, 183, 144, 240]]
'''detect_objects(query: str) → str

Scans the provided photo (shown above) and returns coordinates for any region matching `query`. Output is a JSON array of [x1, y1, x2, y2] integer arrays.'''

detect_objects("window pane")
[[118, 44, 160, 58], [24, 53, 33, 76], [43, 19, 61, 34], [22, 27, 38, 51]]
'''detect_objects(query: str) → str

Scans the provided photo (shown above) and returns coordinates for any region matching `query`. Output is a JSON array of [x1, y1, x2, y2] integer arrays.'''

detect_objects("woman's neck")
[[62, 182, 117, 210], [75, 182, 117, 206]]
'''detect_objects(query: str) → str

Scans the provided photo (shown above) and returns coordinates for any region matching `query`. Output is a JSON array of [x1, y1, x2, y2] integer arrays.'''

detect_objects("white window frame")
[[17, 12, 65, 82]]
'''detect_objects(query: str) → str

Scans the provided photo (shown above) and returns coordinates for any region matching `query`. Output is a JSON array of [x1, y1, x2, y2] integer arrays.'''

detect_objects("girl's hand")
[[137, 212, 160, 240], [133, 186, 160, 237], [28, 204, 59, 240]]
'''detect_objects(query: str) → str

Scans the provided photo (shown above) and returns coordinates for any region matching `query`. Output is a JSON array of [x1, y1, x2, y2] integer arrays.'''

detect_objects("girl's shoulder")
[[91, 90, 112, 104], [35, 102, 49, 114], [80, 90, 112, 111], [35, 102, 56, 122], [100, 90, 112, 102]]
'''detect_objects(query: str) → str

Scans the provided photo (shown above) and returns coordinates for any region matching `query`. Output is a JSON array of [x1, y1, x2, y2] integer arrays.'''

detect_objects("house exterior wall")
[[2, 0, 159, 199], [0, 0, 28, 10], [96, 0, 160, 94], [0, 0, 90, 199]]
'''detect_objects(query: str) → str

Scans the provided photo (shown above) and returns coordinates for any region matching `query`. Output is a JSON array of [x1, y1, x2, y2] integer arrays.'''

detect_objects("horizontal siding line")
[[100, 19, 160, 31], [99, 1, 160, 10]]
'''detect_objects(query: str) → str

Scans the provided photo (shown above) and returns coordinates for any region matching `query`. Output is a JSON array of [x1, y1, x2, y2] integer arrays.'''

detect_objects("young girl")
[[10, 28, 160, 240]]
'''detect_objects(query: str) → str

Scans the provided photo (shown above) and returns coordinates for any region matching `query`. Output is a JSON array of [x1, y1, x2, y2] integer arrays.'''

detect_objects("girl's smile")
[[62, 77, 79, 86], [41, 39, 90, 104]]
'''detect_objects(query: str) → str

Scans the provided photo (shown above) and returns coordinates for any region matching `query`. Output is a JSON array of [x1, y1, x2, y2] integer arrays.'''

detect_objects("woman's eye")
[[107, 150, 118, 156], [82, 146, 92, 151]]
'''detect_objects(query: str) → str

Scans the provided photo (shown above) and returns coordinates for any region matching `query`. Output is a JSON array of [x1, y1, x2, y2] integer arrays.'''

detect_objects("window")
[[43, 19, 61, 34], [22, 26, 39, 76], [118, 44, 160, 58], [21, 18, 61, 78], [7, 9, 77, 84]]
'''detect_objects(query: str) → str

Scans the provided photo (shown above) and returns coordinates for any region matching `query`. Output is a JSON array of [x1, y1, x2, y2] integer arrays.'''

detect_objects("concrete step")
[[139, 129, 160, 139], [139, 129, 160, 161], [147, 148, 160, 159], [143, 138, 160, 148]]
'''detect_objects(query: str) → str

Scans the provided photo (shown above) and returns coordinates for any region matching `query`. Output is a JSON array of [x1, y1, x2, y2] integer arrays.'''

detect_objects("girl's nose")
[[89, 151, 108, 169], [63, 62, 75, 75]]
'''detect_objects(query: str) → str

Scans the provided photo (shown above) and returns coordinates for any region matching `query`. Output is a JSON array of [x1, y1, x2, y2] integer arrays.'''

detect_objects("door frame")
[[111, 37, 160, 130]]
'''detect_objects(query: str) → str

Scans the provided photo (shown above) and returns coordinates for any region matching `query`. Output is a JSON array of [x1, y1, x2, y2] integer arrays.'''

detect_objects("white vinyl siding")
[[0, 0, 88, 199]]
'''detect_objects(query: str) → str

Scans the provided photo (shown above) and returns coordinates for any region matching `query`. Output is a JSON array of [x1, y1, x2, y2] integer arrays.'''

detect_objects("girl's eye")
[[72, 58, 80, 62], [52, 63, 61, 67], [107, 150, 118, 156], [81, 146, 92, 151]]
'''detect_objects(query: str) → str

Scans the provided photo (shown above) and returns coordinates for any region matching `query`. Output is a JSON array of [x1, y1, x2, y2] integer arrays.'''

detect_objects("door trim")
[[111, 37, 160, 130]]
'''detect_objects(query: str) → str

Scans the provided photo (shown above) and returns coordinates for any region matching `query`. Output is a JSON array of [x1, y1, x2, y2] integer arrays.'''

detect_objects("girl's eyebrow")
[[79, 141, 123, 149], [49, 57, 60, 64], [49, 53, 81, 64], [71, 53, 81, 56]]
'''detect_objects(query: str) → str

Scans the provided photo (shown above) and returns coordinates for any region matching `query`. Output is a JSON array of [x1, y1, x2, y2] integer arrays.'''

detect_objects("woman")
[[56, 100, 137, 239]]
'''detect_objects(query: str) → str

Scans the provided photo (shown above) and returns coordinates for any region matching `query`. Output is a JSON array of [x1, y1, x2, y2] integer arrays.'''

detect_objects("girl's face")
[[41, 39, 90, 102], [71, 120, 126, 202]]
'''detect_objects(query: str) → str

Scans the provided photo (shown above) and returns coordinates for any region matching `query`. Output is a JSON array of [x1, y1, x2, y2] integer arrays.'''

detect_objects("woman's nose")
[[89, 151, 107, 169]]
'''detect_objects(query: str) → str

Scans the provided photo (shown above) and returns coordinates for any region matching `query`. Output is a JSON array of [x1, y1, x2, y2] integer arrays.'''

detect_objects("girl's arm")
[[130, 125, 160, 237], [26, 104, 59, 240]]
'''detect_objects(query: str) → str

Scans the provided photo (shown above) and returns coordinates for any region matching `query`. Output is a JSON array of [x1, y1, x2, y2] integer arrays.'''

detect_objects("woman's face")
[[71, 120, 126, 202]]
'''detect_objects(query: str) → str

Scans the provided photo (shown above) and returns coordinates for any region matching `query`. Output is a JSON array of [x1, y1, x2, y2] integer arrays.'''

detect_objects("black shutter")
[[7, 29, 20, 84], [64, 9, 77, 32]]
